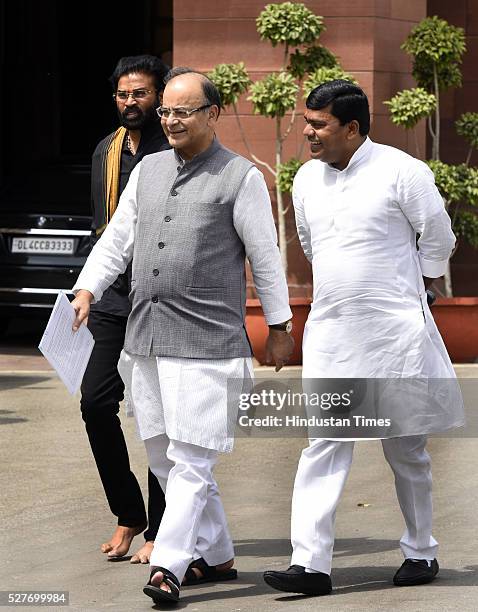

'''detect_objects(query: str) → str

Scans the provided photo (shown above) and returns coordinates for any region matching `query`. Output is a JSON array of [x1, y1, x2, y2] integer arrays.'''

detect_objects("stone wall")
[[172, 0, 477, 296]]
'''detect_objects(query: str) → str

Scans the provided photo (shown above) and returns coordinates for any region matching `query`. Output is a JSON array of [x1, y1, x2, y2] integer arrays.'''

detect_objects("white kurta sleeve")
[[397, 160, 456, 278], [292, 173, 313, 263], [233, 167, 292, 325], [72, 163, 140, 302]]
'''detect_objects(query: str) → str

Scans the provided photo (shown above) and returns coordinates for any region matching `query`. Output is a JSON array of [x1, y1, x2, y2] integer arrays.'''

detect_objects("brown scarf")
[[96, 126, 127, 236]]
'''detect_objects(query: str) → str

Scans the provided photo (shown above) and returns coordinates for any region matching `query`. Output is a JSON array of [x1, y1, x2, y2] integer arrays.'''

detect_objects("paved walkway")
[[1, 361, 477, 611], [1, 320, 477, 610]]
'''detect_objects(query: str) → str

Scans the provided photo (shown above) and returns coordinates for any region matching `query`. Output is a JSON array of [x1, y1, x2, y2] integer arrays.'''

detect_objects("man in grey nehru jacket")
[[71, 67, 294, 604]]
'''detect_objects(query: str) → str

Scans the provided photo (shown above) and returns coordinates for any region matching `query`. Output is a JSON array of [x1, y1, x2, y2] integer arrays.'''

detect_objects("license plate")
[[11, 236, 76, 255]]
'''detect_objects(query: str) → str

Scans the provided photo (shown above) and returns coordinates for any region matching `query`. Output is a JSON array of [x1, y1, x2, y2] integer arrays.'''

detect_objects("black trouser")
[[80, 310, 165, 540]]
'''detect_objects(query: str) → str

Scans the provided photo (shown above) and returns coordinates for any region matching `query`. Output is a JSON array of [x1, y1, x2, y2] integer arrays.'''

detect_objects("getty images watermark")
[[227, 377, 473, 438], [237, 386, 389, 428]]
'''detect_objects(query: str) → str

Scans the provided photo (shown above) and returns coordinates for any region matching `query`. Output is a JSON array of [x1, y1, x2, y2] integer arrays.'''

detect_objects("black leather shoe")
[[263, 565, 332, 596], [393, 558, 439, 586]]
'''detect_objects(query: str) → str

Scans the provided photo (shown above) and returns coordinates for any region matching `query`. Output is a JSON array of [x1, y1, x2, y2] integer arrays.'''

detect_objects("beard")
[[118, 103, 158, 130]]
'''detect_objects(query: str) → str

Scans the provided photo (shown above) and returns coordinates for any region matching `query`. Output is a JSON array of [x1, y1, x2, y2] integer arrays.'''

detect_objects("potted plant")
[[209, 2, 356, 363], [384, 16, 478, 361]]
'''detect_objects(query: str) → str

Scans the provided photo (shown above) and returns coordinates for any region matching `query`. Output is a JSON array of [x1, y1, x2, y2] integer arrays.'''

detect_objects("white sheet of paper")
[[38, 291, 95, 395]]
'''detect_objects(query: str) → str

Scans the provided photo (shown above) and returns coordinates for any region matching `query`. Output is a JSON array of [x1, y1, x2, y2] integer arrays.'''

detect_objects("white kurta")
[[293, 137, 464, 435], [74, 163, 292, 451], [117, 352, 253, 452]]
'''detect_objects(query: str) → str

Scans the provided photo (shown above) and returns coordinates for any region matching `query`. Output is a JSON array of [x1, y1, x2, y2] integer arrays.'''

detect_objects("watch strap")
[[269, 320, 292, 333]]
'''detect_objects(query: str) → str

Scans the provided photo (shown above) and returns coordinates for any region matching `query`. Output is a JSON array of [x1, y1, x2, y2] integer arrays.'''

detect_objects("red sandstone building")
[[0, 1, 476, 296], [172, 0, 477, 296]]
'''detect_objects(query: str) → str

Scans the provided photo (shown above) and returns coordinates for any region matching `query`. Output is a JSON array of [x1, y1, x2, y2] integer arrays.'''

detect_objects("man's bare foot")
[[100, 524, 146, 558], [193, 558, 234, 578], [130, 540, 154, 564]]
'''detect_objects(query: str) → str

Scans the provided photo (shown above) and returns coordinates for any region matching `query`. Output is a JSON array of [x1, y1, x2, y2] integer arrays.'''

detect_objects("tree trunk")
[[413, 127, 421, 158], [431, 64, 452, 294], [465, 146, 473, 166], [275, 116, 287, 273], [433, 63, 440, 160]]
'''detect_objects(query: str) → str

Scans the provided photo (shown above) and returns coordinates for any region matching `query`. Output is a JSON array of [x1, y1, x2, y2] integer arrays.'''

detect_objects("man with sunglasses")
[[72, 67, 294, 603], [80, 55, 169, 564]]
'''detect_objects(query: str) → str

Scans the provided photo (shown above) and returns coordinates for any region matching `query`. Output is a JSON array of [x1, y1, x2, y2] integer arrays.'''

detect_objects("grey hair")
[[164, 67, 222, 116]]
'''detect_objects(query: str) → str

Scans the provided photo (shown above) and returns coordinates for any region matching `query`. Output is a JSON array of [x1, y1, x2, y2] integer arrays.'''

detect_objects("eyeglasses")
[[113, 89, 155, 101], [156, 105, 211, 119]]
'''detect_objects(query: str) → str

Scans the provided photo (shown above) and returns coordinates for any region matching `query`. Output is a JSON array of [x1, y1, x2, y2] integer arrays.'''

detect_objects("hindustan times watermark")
[[238, 412, 391, 429], [227, 377, 474, 438]]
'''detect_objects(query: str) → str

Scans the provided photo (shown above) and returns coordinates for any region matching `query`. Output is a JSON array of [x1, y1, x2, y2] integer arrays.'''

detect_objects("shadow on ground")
[[0, 375, 55, 424], [0, 374, 54, 392], [148, 564, 478, 610], [0, 408, 28, 425], [234, 537, 399, 559]]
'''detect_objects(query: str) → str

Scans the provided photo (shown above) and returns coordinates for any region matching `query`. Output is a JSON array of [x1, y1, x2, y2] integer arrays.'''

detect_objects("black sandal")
[[143, 566, 180, 603], [182, 557, 238, 586]]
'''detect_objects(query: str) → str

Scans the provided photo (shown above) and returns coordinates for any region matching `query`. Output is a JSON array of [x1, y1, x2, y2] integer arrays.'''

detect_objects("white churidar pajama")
[[291, 137, 464, 575], [73, 162, 292, 582], [144, 435, 233, 580], [290, 436, 436, 575], [116, 352, 252, 582]]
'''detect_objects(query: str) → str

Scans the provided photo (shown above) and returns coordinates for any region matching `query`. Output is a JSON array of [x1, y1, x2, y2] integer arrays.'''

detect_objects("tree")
[[401, 16, 466, 160], [384, 16, 477, 297], [383, 88, 436, 157], [209, 2, 356, 274], [455, 112, 478, 165]]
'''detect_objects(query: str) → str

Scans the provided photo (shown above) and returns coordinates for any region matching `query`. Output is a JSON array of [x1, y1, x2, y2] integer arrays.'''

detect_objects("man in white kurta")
[[72, 70, 294, 604], [263, 80, 464, 597]]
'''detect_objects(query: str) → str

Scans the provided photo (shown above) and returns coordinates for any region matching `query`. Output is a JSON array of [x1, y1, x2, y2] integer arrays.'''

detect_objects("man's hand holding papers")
[[38, 291, 95, 395], [71, 290, 94, 331]]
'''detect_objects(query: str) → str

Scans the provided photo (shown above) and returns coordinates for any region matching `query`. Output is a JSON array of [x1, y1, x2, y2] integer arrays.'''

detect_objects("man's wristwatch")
[[269, 320, 293, 334]]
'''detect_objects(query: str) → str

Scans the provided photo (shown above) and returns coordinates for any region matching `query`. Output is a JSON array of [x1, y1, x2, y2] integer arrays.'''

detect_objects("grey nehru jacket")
[[124, 138, 254, 359]]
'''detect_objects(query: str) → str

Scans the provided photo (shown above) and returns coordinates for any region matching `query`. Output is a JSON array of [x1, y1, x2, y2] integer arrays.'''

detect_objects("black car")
[[0, 163, 92, 334]]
